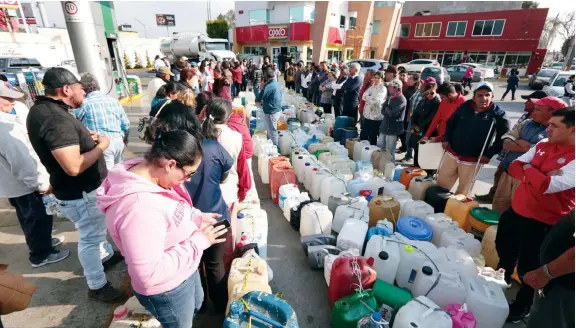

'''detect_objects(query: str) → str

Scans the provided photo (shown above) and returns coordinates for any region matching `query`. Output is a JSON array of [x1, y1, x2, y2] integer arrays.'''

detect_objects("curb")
[[119, 93, 144, 105], [497, 77, 529, 81]]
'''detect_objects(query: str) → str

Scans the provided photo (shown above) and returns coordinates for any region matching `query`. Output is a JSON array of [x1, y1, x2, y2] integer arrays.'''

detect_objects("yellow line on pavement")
[[119, 93, 144, 106]]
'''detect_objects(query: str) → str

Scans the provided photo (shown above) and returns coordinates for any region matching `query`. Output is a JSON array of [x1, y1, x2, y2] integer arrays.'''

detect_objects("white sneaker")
[[31, 249, 70, 268]]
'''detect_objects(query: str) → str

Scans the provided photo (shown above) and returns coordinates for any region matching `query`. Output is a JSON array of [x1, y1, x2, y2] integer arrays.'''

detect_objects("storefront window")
[[399, 23, 410, 37], [466, 52, 488, 64], [243, 46, 267, 56], [373, 20, 381, 34], [340, 15, 346, 28], [345, 49, 353, 60], [249, 9, 269, 26], [472, 19, 505, 36], [446, 21, 467, 37], [289, 7, 304, 23], [415, 22, 441, 37], [349, 17, 357, 30], [307, 47, 313, 62]]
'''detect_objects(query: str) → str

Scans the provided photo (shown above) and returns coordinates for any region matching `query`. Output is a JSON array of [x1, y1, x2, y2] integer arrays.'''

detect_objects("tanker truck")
[[160, 33, 236, 64]]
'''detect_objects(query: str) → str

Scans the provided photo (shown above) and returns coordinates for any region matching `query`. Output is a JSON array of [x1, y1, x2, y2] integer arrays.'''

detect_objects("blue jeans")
[[103, 135, 125, 170], [502, 86, 516, 99], [265, 111, 281, 146], [378, 133, 398, 164], [134, 271, 204, 328], [57, 190, 113, 290], [254, 83, 261, 102]]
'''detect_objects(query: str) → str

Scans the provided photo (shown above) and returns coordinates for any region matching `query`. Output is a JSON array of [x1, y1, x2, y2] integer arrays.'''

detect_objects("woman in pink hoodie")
[[97, 130, 227, 327]]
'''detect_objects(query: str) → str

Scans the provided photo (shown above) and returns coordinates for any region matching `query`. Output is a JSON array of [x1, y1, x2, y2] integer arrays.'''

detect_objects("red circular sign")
[[64, 1, 78, 15]]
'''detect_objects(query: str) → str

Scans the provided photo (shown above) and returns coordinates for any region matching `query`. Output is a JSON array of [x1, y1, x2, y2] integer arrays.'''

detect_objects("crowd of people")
[[0, 51, 574, 328]]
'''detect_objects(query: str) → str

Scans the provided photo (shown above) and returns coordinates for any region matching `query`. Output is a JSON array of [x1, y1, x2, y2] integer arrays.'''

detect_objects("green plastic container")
[[314, 148, 330, 158], [331, 291, 378, 328], [372, 279, 412, 323], [469, 207, 500, 239]]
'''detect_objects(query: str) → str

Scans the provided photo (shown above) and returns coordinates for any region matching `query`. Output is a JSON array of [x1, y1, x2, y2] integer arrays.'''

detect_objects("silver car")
[[346, 59, 389, 73], [528, 68, 558, 90], [543, 70, 575, 98], [445, 65, 483, 82]]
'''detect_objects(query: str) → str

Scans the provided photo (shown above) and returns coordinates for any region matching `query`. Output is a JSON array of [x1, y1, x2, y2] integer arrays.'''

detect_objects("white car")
[[346, 59, 389, 73], [461, 63, 495, 79], [543, 70, 575, 99], [397, 59, 439, 73]]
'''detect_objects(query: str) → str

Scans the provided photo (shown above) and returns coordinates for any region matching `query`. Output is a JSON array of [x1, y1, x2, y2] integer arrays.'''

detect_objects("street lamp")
[[134, 18, 148, 38]]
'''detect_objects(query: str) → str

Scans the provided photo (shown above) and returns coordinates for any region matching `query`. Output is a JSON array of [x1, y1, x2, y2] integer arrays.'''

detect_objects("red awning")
[[327, 27, 342, 44]]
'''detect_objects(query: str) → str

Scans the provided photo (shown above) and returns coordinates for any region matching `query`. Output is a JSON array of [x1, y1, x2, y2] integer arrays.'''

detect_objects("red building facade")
[[396, 8, 548, 75]]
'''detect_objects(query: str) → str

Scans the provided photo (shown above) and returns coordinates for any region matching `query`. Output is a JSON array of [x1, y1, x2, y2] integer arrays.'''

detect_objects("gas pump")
[[106, 36, 131, 98]]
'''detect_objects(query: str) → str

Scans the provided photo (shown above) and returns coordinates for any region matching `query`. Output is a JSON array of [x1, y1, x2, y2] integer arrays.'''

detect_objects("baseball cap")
[[42, 67, 80, 89], [179, 56, 189, 61], [473, 81, 494, 92], [422, 76, 436, 86], [521, 89, 557, 100], [190, 62, 198, 67], [0, 81, 24, 99], [531, 96, 568, 110], [158, 66, 174, 76]]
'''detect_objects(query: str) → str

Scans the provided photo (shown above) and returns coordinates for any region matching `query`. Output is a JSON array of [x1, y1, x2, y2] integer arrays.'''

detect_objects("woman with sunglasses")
[[97, 128, 227, 328]]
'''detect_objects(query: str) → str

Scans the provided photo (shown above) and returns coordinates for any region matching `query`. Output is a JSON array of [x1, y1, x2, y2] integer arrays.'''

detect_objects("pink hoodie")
[[96, 158, 210, 296]]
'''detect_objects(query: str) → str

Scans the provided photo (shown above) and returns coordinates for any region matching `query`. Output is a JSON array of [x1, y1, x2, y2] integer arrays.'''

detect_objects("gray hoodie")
[[379, 93, 407, 136]]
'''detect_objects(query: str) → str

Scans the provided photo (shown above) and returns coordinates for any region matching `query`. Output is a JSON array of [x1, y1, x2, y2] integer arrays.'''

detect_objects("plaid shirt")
[[410, 89, 424, 115], [74, 91, 130, 140], [496, 111, 530, 161]]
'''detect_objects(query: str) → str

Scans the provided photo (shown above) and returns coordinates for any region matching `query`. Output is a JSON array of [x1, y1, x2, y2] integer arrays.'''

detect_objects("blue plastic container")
[[393, 166, 403, 181], [334, 116, 355, 142], [396, 216, 433, 242], [347, 178, 369, 197], [340, 128, 359, 145], [363, 226, 391, 255], [223, 291, 299, 328]]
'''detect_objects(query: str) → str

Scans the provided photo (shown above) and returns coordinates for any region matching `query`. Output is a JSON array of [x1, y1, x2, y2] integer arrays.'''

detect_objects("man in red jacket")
[[495, 107, 575, 323]]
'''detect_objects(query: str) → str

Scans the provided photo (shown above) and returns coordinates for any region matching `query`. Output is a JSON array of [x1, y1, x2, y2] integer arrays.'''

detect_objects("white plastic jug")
[[304, 162, 321, 191], [310, 170, 332, 201], [399, 200, 434, 220], [283, 192, 310, 221], [396, 242, 442, 290], [418, 141, 445, 170], [439, 227, 466, 249], [366, 176, 388, 196], [333, 197, 370, 233], [393, 296, 452, 328], [361, 145, 381, 162], [353, 140, 370, 161], [278, 132, 294, 155], [441, 228, 481, 257], [329, 158, 356, 173], [384, 162, 395, 180], [383, 181, 407, 195], [364, 235, 400, 285], [291, 147, 308, 163], [300, 202, 333, 236], [337, 218, 369, 251], [294, 155, 312, 182], [411, 264, 466, 308], [463, 275, 509, 328], [278, 184, 299, 211], [228, 250, 269, 292], [347, 177, 371, 197], [236, 208, 268, 259], [408, 177, 437, 201], [324, 248, 360, 286], [389, 190, 413, 201], [252, 134, 266, 157], [320, 177, 347, 206], [260, 152, 278, 184], [455, 233, 482, 257], [440, 246, 478, 278], [423, 213, 459, 246]]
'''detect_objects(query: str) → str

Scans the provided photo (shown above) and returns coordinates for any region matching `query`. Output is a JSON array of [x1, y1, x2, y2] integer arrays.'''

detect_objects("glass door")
[[272, 47, 281, 66]]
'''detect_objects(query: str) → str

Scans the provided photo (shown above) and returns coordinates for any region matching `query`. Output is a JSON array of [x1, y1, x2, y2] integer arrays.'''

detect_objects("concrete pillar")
[[311, 1, 331, 63], [37, 1, 49, 27], [61, 1, 109, 93]]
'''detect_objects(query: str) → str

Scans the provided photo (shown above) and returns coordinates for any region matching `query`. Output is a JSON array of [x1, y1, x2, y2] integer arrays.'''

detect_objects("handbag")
[[138, 99, 172, 143], [0, 264, 36, 315]]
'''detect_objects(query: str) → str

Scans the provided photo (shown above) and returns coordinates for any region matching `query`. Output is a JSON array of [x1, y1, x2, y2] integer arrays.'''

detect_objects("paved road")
[[0, 81, 530, 327]]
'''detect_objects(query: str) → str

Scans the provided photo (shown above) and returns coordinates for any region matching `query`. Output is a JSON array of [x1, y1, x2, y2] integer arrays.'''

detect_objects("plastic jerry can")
[[440, 247, 478, 278], [364, 235, 401, 285], [333, 197, 370, 233], [388, 190, 413, 203], [346, 138, 358, 158], [300, 202, 333, 236], [328, 193, 353, 216], [290, 148, 307, 164], [399, 168, 427, 189], [278, 132, 294, 155], [399, 200, 433, 220], [392, 166, 403, 181], [439, 227, 467, 249], [268, 156, 290, 178], [283, 192, 308, 221], [278, 184, 300, 211], [331, 290, 378, 328], [423, 213, 459, 246], [307, 245, 341, 269], [354, 140, 371, 161], [309, 143, 328, 156], [325, 248, 360, 286], [223, 291, 298, 328], [366, 176, 388, 196], [329, 256, 377, 305], [371, 150, 393, 173], [304, 163, 320, 191], [477, 267, 509, 289], [294, 155, 312, 182], [425, 186, 454, 213], [235, 209, 268, 259], [226, 275, 273, 313], [290, 200, 313, 231], [337, 218, 369, 250], [468, 207, 500, 240], [481, 225, 499, 269], [311, 170, 332, 201], [260, 152, 279, 184], [364, 219, 394, 253], [369, 195, 401, 228], [395, 244, 429, 290], [462, 275, 509, 328], [372, 279, 413, 318], [408, 177, 437, 201], [382, 181, 406, 195], [347, 177, 371, 197], [356, 160, 374, 174], [301, 234, 337, 254], [320, 176, 347, 206], [445, 304, 477, 328], [314, 148, 331, 159], [340, 128, 359, 146], [392, 296, 452, 328], [269, 163, 296, 204], [321, 136, 334, 144], [411, 265, 466, 308], [227, 250, 269, 293], [396, 216, 433, 242], [444, 195, 479, 232], [361, 145, 381, 162]]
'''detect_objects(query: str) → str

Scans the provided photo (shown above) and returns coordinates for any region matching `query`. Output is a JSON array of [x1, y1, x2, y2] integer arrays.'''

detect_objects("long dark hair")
[[145, 130, 203, 168], [202, 98, 232, 140], [195, 91, 215, 115], [155, 82, 181, 99], [199, 60, 208, 74], [148, 100, 204, 144]]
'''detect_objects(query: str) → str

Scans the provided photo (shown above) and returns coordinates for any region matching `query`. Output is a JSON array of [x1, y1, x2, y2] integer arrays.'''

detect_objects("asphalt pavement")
[[0, 80, 531, 328]]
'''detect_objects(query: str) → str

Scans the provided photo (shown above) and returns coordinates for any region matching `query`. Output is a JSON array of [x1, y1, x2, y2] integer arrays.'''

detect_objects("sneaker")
[[102, 251, 125, 271], [401, 157, 413, 164], [88, 282, 125, 303], [475, 193, 494, 203], [51, 236, 65, 248], [506, 301, 531, 323], [31, 249, 70, 268]]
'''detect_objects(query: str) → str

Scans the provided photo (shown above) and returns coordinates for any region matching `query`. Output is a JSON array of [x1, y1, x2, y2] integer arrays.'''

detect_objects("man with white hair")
[[340, 62, 362, 122]]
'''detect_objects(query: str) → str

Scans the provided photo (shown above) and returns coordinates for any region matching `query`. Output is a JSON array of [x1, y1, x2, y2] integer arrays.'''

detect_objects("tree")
[[521, 1, 539, 9], [217, 9, 236, 29], [134, 51, 143, 69], [145, 50, 153, 68], [553, 12, 575, 57], [123, 52, 132, 69], [206, 19, 229, 39]]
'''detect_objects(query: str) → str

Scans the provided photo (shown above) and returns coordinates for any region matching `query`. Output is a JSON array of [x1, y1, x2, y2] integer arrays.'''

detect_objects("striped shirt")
[[74, 91, 130, 140]]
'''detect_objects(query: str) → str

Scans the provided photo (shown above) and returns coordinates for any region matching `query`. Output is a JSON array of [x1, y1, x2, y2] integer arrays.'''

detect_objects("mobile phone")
[[217, 219, 231, 229]]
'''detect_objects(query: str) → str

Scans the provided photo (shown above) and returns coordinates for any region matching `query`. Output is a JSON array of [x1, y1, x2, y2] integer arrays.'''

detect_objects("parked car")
[[543, 70, 575, 98], [397, 59, 439, 73], [547, 62, 564, 70], [346, 59, 389, 73], [528, 68, 559, 90], [445, 65, 483, 82], [461, 63, 495, 79], [421, 67, 451, 84], [0, 57, 44, 73]]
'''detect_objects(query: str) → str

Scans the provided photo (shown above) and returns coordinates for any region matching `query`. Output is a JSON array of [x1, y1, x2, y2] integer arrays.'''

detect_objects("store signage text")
[[268, 25, 288, 39]]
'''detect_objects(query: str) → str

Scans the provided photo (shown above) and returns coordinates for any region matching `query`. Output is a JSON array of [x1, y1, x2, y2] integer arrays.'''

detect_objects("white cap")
[[474, 81, 494, 92]]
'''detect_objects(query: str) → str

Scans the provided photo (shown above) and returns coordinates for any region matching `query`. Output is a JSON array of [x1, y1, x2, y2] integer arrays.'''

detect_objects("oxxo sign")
[[268, 25, 288, 40]]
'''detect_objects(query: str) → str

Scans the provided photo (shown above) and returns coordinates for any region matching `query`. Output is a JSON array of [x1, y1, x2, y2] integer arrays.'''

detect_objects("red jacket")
[[424, 95, 466, 140], [508, 140, 575, 225], [227, 113, 254, 159], [358, 81, 374, 114], [214, 78, 232, 102], [231, 67, 243, 84]]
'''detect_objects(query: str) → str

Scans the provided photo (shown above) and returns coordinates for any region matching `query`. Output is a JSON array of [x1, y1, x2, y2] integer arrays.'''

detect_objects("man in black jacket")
[[333, 68, 348, 117], [438, 82, 510, 195], [410, 81, 441, 167], [341, 62, 362, 122]]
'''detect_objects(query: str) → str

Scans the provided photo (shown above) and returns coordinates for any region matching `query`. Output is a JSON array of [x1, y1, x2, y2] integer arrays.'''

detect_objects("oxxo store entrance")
[[236, 22, 313, 67]]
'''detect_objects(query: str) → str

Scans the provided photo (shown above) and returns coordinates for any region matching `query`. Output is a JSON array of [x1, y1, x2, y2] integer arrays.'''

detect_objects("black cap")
[[43, 67, 80, 89], [520, 90, 552, 100], [422, 266, 433, 276], [378, 251, 389, 260]]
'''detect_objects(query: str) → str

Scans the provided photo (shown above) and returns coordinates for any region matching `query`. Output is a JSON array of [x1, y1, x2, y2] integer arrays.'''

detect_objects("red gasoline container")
[[328, 256, 377, 306], [270, 163, 296, 204]]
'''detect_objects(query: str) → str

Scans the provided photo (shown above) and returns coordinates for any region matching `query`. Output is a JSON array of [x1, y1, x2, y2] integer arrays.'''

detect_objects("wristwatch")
[[542, 264, 555, 279]]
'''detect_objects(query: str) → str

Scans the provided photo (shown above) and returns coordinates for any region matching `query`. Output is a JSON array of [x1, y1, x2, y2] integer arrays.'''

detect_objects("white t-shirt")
[[147, 78, 167, 104], [216, 124, 243, 205]]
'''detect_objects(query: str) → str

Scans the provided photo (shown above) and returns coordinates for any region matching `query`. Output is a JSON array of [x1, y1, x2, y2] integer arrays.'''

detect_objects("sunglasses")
[[180, 166, 197, 179], [424, 91, 435, 96]]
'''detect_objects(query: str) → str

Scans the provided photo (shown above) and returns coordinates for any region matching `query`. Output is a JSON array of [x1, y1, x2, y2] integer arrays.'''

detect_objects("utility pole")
[[36, 1, 49, 27], [17, 1, 30, 33], [134, 18, 147, 38], [61, 1, 109, 93], [564, 37, 575, 71]]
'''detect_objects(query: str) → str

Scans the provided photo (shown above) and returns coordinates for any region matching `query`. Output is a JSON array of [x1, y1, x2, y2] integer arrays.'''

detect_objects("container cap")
[[365, 147, 369, 150], [237, 213, 245, 219], [298, 156, 303, 159], [305, 163, 310, 166], [378, 251, 389, 260], [113, 305, 128, 319], [470, 207, 500, 225], [371, 312, 382, 321], [422, 266, 433, 276], [396, 216, 433, 241]]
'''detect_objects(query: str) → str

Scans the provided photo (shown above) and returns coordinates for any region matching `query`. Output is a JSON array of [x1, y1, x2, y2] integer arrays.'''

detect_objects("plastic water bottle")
[[357, 312, 389, 327]]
